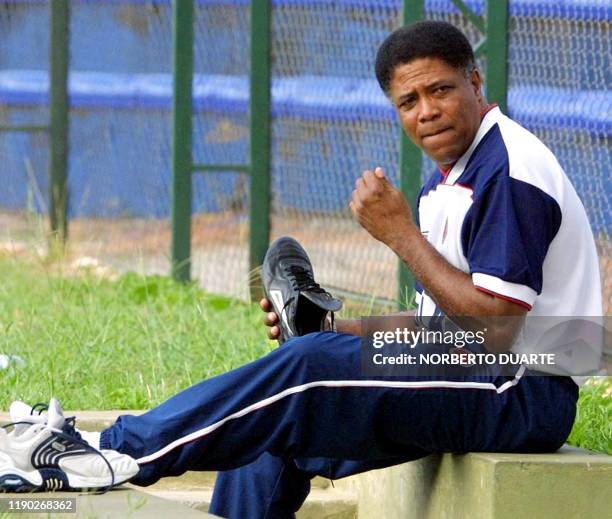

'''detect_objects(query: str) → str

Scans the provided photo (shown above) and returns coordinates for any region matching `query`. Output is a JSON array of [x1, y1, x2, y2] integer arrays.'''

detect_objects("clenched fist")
[[349, 167, 416, 248]]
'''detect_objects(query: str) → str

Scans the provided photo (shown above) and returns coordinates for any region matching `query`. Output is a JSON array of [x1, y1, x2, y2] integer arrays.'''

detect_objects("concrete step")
[[146, 470, 330, 490], [134, 486, 357, 519], [334, 444, 612, 519], [1, 488, 216, 518]]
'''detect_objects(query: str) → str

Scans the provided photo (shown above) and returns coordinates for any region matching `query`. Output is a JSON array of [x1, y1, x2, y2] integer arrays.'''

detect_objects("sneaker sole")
[[0, 467, 134, 492]]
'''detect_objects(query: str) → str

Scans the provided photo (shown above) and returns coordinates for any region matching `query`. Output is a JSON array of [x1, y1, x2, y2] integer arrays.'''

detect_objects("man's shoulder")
[[495, 113, 565, 190], [462, 112, 568, 203]]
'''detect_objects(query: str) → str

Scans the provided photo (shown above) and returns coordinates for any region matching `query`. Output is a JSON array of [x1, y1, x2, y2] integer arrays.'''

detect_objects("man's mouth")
[[422, 127, 451, 139]]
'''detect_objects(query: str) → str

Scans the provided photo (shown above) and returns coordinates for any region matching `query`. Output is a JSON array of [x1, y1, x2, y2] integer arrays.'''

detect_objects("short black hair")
[[375, 21, 475, 95]]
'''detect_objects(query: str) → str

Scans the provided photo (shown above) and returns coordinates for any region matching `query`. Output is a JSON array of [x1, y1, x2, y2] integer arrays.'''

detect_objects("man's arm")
[[349, 168, 526, 351], [336, 309, 416, 337]]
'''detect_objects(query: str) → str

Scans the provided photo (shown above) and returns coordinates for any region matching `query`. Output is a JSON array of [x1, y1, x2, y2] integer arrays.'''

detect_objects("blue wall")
[[0, 1, 609, 232]]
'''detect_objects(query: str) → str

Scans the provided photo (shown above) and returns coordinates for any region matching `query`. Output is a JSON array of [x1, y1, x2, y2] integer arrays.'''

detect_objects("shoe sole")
[[0, 467, 134, 492]]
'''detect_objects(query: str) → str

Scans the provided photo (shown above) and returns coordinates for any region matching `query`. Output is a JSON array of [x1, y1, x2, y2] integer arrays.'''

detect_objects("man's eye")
[[436, 85, 451, 93]]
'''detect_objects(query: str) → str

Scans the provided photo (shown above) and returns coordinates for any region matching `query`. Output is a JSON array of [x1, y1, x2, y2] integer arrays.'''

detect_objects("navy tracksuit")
[[99, 332, 578, 518]]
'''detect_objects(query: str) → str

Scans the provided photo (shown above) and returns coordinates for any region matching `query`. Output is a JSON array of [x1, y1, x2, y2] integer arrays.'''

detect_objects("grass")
[[567, 377, 612, 455], [0, 254, 610, 455], [0, 254, 273, 410]]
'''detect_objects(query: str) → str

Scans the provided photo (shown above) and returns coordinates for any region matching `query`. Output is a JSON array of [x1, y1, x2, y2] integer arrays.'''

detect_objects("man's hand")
[[349, 167, 417, 248], [260, 298, 281, 340], [260, 297, 362, 338]]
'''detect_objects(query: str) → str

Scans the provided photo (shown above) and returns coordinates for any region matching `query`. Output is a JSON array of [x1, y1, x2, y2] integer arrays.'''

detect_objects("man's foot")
[[262, 236, 342, 344], [0, 398, 139, 492]]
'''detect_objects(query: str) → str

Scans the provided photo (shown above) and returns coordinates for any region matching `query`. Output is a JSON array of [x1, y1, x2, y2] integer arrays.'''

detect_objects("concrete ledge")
[[136, 486, 356, 519], [334, 445, 612, 519]]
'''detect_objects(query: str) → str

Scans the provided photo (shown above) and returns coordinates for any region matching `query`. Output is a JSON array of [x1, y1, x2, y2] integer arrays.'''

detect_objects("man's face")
[[388, 57, 485, 167]]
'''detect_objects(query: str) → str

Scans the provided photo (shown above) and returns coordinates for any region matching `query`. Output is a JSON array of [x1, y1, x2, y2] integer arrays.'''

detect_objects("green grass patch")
[[0, 255, 273, 410], [567, 377, 612, 455]]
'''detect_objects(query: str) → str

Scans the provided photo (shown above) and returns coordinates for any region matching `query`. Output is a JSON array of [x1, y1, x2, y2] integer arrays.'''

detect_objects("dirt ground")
[[0, 209, 610, 315]]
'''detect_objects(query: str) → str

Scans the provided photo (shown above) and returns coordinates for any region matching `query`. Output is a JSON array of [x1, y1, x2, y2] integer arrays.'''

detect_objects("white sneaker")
[[0, 398, 139, 492]]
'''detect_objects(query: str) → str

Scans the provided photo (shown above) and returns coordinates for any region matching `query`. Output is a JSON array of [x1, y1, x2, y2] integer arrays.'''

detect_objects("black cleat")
[[262, 236, 343, 344]]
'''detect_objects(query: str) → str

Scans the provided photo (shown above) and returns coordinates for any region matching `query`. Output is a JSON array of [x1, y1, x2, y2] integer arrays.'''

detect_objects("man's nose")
[[418, 97, 440, 122]]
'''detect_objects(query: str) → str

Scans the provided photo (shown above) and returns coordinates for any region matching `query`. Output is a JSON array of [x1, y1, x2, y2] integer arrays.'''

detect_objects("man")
[[1, 21, 601, 518]]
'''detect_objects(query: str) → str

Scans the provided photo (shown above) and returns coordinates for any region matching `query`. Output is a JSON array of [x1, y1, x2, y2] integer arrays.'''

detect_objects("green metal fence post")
[[397, 0, 424, 308], [249, 0, 272, 300], [485, 0, 509, 113], [171, 0, 194, 283], [49, 0, 69, 246]]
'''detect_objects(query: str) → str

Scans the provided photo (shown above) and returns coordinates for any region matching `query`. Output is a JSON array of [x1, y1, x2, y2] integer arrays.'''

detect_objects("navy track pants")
[[99, 332, 578, 518]]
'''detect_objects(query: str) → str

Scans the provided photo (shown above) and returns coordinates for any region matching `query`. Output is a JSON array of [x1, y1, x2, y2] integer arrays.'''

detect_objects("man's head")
[[375, 21, 486, 167]]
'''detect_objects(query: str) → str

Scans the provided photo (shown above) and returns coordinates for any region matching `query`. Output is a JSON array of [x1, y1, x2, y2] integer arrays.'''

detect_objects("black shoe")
[[262, 236, 343, 344]]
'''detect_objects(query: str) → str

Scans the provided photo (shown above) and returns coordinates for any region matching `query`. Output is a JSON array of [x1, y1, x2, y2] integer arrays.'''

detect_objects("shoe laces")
[[30, 402, 49, 416], [2, 402, 116, 494], [285, 265, 326, 293]]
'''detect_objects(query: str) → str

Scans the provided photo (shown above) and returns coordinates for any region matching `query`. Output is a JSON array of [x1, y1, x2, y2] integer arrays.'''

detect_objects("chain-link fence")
[[1, 1, 175, 274], [66, 1, 174, 276], [191, 1, 251, 298], [269, 2, 400, 302], [0, 1, 49, 244], [1, 1, 609, 313]]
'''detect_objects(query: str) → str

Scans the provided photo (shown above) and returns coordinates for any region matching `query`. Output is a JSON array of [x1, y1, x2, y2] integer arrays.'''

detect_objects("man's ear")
[[470, 68, 484, 101]]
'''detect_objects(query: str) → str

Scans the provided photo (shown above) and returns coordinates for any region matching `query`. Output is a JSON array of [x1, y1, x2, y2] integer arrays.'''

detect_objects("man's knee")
[[284, 331, 331, 350], [280, 332, 359, 379], [283, 332, 335, 363]]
